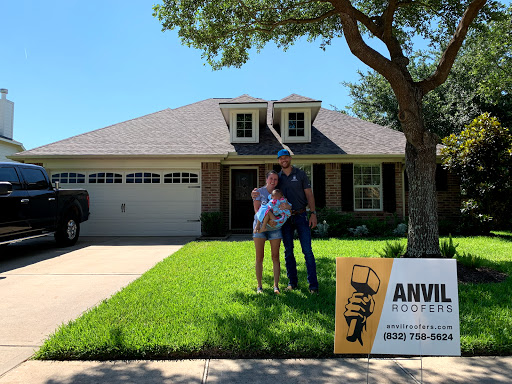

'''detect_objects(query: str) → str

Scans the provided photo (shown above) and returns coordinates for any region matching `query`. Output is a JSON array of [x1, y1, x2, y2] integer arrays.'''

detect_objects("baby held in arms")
[[254, 189, 291, 233]]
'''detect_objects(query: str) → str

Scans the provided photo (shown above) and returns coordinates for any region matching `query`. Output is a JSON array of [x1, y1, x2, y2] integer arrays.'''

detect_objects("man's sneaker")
[[309, 289, 319, 294], [286, 284, 297, 291]]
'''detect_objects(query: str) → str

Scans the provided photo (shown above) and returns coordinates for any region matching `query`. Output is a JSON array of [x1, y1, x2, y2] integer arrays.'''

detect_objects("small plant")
[[393, 223, 408, 237], [316, 208, 356, 237], [200, 211, 225, 236], [362, 218, 390, 236], [348, 225, 369, 237], [440, 234, 459, 258], [314, 220, 330, 238], [377, 241, 406, 258], [455, 252, 485, 269]]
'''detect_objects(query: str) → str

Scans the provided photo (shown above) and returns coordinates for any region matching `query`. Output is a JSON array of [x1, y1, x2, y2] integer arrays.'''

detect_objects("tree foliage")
[[344, 5, 512, 138], [154, 0, 503, 257], [441, 113, 512, 229]]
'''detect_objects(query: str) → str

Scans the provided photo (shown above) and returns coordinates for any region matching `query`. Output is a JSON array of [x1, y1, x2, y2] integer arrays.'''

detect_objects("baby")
[[254, 189, 291, 233]]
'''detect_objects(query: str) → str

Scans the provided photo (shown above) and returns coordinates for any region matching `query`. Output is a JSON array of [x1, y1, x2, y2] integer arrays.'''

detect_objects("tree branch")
[[419, 0, 488, 95], [256, 8, 338, 30]]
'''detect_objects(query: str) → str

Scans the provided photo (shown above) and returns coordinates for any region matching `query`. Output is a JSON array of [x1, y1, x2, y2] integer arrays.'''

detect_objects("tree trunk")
[[405, 140, 441, 257], [395, 87, 441, 258]]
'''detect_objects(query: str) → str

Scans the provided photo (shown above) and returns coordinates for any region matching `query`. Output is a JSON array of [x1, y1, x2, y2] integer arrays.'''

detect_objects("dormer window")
[[227, 110, 259, 143], [219, 96, 267, 144], [272, 95, 321, 144], [284, 109, 311, 142], [234, 112, 255, 139]]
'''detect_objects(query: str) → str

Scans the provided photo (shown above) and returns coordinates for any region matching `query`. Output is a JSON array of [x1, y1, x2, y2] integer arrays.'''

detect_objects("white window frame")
[[353, 164, 383, 211], [88, 172, 123, 184], [163, 172, 199, 184], [126, 172, 161, 184], [281, 108, 311, 143], [229, 110, 259, 143], [51, 172, 86, 184]]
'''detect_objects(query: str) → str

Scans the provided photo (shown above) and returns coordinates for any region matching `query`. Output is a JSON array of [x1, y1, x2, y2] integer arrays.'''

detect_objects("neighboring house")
[[0, 89, 25, 161], [11, 94, 460, 237]]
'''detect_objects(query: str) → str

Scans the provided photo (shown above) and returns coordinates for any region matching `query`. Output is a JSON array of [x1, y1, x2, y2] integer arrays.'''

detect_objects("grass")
[[35, 234, 512, 360]]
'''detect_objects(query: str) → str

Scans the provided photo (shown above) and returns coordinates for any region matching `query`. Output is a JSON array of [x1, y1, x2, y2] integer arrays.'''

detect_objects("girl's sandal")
[[256, 287, 263, 294], [273, 286, 280, 294]]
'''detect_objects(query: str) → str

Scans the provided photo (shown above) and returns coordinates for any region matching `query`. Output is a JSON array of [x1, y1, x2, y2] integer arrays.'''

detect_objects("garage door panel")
[[64, 173, 201, 237]]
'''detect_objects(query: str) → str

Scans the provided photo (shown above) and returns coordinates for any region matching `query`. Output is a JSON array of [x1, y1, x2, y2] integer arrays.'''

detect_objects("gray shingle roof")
[[14, 94, 407, 158], [275, 94, 321, 103], [221, 94, 267, 104]]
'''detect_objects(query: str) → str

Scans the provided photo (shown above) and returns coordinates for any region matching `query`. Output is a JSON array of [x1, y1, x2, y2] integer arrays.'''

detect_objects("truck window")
[[0, 167, 23, 190], [20, 168, 50, 190]]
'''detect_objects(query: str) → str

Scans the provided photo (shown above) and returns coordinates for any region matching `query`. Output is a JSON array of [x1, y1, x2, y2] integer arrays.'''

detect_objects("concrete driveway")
[[0, 236, 192, 376]]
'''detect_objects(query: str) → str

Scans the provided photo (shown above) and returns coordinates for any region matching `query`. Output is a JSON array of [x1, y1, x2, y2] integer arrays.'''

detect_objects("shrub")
[[377, 241, 406, 258], [440, 234, 459, 258], [458, 199, 494, 235], [348, 225, 369, 237], [361, 217, 391, 237], [438, 219, 458, 236], [393, 223, 408, 237], [200, 212, 225, 236], [317, 208, 356, 237], [314, 220, 330, 238]]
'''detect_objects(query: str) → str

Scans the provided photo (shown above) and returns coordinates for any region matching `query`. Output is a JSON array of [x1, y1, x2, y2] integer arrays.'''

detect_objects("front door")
[[231, 169, 257, 230]]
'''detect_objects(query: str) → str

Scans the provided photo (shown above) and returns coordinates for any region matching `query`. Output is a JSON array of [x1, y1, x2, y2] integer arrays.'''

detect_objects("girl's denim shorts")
[[252, 228, 283, 240]]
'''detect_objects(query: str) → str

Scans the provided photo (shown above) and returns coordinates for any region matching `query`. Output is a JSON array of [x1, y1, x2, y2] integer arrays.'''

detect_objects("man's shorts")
[[253, 228, 283, 240]]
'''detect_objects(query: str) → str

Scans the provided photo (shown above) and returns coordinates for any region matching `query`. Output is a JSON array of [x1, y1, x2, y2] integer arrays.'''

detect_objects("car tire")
[[55, 213, 80, 247]]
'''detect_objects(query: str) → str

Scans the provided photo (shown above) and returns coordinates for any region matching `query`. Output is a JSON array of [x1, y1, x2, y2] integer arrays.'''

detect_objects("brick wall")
[[325, 163, 341, 210], [394, 162, 405, 218], [201, 162, 222, 212], [436, 171, 461, 220]]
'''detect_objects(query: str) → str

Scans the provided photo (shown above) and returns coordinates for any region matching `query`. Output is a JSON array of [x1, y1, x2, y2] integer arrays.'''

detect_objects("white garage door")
[[52, 171, 201, 236]]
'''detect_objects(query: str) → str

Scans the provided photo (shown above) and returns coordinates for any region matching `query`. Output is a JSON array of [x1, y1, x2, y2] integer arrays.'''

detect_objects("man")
[[252, 149, 319, 293]]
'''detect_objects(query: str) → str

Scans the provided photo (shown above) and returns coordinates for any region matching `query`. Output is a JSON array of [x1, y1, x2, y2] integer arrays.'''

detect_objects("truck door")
[[18, 167, 57, 231], [0, 166, 31, 237]]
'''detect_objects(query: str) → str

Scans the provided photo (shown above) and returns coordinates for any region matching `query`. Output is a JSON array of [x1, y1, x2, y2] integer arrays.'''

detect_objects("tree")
[[154, 0, 501, 257], [344, 6, 512, 139], [441, 113, 512, 230]]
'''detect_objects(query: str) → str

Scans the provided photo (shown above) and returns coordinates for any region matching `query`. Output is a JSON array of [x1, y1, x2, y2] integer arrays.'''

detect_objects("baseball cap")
[[277, 149, 291, 158]]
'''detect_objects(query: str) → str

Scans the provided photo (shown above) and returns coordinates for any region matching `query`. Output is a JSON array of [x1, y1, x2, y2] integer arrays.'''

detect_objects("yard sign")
[[334, 258, 460, 356]]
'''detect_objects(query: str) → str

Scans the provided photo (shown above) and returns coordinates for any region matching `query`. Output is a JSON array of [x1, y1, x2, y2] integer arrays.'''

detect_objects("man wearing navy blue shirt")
[[252, 149, 319, 293]]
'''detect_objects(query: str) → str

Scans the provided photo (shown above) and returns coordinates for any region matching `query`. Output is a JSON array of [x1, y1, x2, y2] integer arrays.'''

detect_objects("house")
[[0, 89, 25, 162], [11, 94, 460, 236]]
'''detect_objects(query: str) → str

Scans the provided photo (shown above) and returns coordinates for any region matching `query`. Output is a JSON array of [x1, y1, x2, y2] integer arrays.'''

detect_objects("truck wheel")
[[55, 214, 80, 247]]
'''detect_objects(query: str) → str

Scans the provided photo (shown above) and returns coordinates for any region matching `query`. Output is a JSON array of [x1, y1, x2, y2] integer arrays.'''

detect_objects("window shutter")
[[436, 165, 448, 191], [341, 164, 354, 211], [382, 163, 396, 212], [313, 164, 326, 209]]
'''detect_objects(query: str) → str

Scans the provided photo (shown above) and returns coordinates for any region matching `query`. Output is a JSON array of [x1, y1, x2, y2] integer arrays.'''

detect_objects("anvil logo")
[[344, 265, 381, 346]]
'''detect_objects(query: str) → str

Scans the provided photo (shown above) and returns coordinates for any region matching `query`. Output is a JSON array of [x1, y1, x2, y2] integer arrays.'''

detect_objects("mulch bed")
[[457, 262, 508, 284]]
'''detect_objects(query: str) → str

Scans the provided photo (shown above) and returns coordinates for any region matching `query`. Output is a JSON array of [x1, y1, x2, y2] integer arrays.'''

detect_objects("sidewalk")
[[1, 356, 512, 383]]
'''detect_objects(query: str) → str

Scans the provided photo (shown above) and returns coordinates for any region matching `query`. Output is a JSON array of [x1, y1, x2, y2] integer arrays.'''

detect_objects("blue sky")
[[1, 0, 373, 150], [2, 1, 506, 150]]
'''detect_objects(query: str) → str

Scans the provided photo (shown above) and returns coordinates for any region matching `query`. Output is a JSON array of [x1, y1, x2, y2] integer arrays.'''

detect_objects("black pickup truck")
[[0, 162, 90, 247]]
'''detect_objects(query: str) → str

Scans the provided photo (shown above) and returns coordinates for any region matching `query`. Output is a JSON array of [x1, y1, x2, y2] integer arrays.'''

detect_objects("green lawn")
[[35, 234, 512, 360]]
